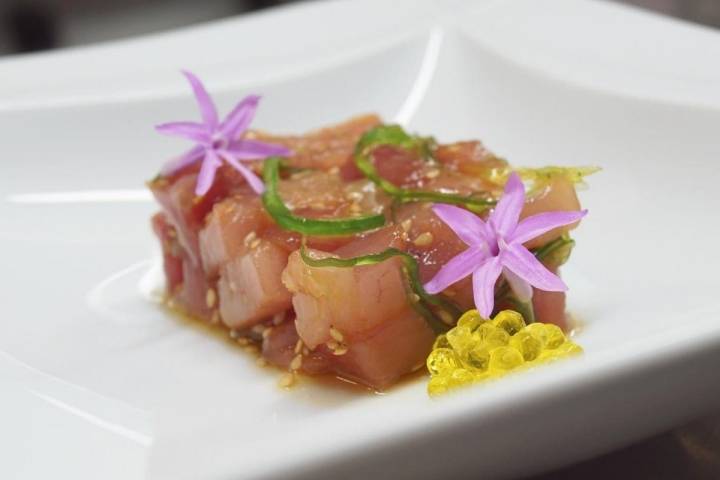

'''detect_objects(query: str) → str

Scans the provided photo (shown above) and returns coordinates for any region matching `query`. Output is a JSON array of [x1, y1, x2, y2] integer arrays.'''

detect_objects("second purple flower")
[[424, 173, 587, 318]]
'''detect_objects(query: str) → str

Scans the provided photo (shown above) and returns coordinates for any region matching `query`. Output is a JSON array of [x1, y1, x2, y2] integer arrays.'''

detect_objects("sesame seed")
[[346, 191, 363, 201], [329, 326, 344, 343], [426, 168, 440, 179], [332, 345, 348, 356], [294, 339, 304, 355], [167, 229, 177, 238], [249, 238, 261, 249], [278, 372, 295, 388], [326, 339, 340, 351], [349, 203, 362, 213], [256, 357, 268, 367], [439, 311, 455, 325], [244, 231, 257, 246], [410, 293, 421, 303], [262, 328, 273, 339], [328, 166, 340, 175], [290, 354, 303, 371], [236, 337, 250, 346], [400, 219, 412, 232], [302, 347, 310, 356], [205, 288, 217, 308], [251, 324, 266, 335], [229, 329, 240, 339], [413, 232, 434, 247]]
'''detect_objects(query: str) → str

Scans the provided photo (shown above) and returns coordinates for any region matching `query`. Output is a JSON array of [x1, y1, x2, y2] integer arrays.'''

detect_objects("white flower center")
[[496, 235, 509, 253], [211, 133, 228, 150]]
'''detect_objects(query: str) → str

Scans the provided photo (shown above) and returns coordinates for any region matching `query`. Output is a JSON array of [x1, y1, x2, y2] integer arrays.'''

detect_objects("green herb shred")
[[353, 125, 497, 212], [261, 156, 386, 236], [299, 245, 460, 333]]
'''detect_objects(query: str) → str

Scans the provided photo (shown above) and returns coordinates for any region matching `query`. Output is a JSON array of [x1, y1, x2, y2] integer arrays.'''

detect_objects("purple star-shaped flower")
[[424, 172, 587, 319], [156, 71, 291, 196]]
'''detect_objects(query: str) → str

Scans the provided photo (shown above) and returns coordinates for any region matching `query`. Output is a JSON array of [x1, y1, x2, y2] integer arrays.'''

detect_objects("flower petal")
[[195, 150, 222, 196], [155, 121, 211, 144], [490, 172, 525, 237], [226, 139, 292, 160], [503, 267, 533, 302], [431, 203, 494, 248], [502, 244, 567, 292], [220, 95, 260, 139], [220, 151, 266, 194], [510, 210, 588, 245], [424, 247, 487, 294], [472, 256, 503, 319], [181, 70, 219, 130], [160, 145, 204, 176]]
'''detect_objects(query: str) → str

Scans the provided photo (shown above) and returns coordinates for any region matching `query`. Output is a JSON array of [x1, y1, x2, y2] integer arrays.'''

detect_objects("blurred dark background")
[[0, 0, 296, 55], [0, 0, 719, 56]]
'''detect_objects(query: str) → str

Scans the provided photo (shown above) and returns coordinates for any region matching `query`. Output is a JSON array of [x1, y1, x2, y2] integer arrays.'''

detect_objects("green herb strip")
[[533, 234, 575, 266], [299, 246, 460, 334], [353, 125, 497, 213], [261, 157, 386, 236]]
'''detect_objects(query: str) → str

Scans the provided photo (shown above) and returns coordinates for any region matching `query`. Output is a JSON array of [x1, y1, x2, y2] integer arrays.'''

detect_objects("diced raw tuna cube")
[[521, 177, 582, 249], [532, 289, 568, 330], [199, 194, 269, 277], [255, 114, 381, 170], [261, 319, 331, 375], [434, 140, 507, 177], [217, 239, 293, 329], [282, 228, 436, 389], [151, 212, 183, 293], [177, 257, 215, 322]]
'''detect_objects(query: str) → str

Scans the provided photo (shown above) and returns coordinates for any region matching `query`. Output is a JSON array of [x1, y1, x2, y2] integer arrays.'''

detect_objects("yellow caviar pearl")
[[534, 341, 582, 364], [542, 324, 567, 349], [535, 350, 560, 364], [446, 325, 473, 353], [474, 371, 493, 383], [509, 330, 543, 361], [474, 323, 510, 348], [492, 310, 526, 335], [428, 375, 450, 396], [465, 344, 490, 371], [457, 309, 485, 331], [449, 368, 475, 387], [427, 348, 459, 376], [488, 346, 524, 371], [524, 323, 549, 346], [426, 310, 583, 395], [553, 341, 583, 356], [433, 334, 450, 350]]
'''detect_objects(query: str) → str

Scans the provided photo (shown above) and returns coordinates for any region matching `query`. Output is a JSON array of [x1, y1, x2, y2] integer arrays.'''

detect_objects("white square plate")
[[2, 1, 720, 479]]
